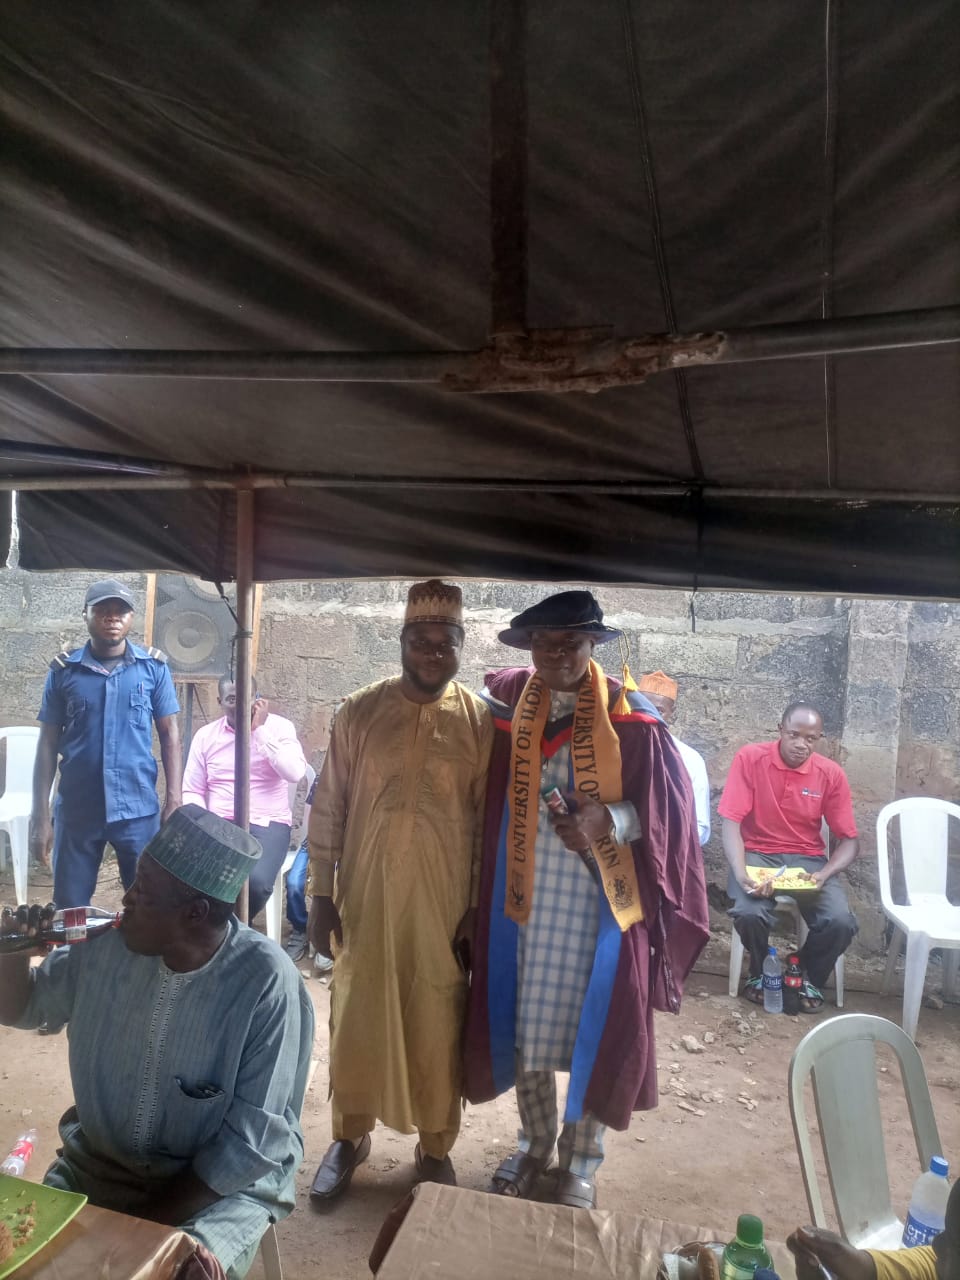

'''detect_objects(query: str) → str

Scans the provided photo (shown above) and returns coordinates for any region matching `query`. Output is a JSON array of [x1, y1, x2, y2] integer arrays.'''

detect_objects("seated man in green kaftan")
[[0, 805, 315, 1280]]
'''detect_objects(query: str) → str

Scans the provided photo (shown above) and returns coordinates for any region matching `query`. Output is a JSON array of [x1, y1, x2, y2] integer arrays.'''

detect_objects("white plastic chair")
[[876, 797, 960, 1041], [259, 1222, 283, 1279], [788, 1013, 942, 1248], [0, 726, 41, 906], [264, 764, 315, 945]]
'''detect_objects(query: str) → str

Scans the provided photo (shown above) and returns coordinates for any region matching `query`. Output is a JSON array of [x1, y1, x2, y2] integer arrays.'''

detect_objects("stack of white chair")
[[0, 726, 42, 906]]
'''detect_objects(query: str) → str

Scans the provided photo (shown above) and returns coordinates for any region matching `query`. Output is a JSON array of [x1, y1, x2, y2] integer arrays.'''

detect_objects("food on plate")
[[0, 1220, 13, 1263], [746, 866, 819, 891], [0, 1196, 38, 1261]]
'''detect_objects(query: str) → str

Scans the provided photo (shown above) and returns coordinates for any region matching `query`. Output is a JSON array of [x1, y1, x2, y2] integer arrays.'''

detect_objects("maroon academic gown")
[[463, 668, 711, 1130]]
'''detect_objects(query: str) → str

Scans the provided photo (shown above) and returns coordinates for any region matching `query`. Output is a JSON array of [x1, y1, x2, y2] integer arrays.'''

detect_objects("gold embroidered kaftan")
[[307, 677, 493, 1138]]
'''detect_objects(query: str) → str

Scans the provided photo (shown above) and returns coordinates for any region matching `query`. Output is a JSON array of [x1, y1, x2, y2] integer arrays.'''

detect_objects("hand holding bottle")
[[0, 904, 56, 956]]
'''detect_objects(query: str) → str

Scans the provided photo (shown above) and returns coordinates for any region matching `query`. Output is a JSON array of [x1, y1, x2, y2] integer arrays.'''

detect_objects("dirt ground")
[[2, 859, 958, 1279]]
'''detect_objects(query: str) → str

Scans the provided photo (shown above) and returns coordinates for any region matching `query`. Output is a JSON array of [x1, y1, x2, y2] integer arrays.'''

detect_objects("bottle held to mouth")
[[0, 905, 120, 954]]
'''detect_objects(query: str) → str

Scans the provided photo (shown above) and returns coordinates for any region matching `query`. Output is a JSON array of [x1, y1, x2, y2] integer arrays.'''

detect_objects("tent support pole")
[[233, 488, 255, 923], [0, 471, 957, 503], [489, 0, 527, 335]]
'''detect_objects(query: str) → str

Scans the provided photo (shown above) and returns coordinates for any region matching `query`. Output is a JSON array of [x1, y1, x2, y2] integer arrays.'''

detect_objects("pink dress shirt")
[[182, 713, 307, 826]]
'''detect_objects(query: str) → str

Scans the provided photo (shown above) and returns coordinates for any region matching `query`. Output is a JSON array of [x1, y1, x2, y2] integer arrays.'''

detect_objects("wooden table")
[[17, 1202, 197, 1279]]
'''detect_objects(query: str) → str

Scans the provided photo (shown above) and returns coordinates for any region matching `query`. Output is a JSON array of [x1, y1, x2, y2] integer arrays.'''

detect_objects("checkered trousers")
[[514, 1054, 607, 1176], [515, 739, 601, 1072]]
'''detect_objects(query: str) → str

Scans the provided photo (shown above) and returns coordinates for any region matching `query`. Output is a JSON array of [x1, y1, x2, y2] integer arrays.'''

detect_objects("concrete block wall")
[[3, 568, 958, 953]]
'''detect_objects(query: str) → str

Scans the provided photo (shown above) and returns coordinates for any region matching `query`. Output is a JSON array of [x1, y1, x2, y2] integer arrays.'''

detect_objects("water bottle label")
[[903, 1213, 940, 1248], [722, 1262, 758, 1280], [762, 975, 782, 991]]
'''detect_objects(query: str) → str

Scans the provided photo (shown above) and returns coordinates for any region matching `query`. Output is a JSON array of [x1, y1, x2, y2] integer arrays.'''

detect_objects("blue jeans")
[[52, 802, 160, 908], [285, 841, 309, 932]]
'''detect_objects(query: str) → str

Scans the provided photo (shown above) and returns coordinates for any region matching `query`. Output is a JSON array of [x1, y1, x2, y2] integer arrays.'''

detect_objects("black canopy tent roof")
[[1, 0, 959, 597]]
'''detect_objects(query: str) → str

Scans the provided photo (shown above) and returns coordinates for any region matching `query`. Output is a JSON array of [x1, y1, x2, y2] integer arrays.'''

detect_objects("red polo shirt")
[[718, 740, 858, 857]]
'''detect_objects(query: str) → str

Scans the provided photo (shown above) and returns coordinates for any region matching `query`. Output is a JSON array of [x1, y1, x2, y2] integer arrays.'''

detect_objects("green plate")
[[0, 1175, 87, 1277]]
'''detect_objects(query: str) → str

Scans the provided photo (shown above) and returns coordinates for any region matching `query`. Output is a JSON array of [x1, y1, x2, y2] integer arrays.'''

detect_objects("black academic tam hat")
[[498, 590, 622, 649]]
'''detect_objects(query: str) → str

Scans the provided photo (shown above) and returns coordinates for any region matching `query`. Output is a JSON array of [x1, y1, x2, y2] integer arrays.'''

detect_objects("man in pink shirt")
[[183, 675, 307, 920], [719, 701, 859, 1012]]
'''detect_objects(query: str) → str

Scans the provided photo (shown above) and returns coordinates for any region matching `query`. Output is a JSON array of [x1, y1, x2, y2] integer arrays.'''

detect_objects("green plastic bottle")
[[721, 1215, 773, 1280]]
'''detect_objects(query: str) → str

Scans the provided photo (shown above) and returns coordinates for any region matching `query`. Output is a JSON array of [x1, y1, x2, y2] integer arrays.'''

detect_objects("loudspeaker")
[[145, 575, 261, 678]]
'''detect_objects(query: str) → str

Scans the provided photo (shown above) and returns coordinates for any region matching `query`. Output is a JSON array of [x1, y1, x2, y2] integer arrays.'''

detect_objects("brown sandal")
[[490, 1151, 548, 1198]]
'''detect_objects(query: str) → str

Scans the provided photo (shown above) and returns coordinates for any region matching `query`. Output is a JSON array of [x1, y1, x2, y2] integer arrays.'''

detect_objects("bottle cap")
[[767, 946, 777, 957], [755, 1270, 780, 1280], [736, 1215, 764, 1247], [930, 1156, 949, 1178]]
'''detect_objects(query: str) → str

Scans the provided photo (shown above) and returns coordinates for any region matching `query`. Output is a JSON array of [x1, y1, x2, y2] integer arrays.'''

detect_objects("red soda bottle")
[[783, 953, 803, 1015]]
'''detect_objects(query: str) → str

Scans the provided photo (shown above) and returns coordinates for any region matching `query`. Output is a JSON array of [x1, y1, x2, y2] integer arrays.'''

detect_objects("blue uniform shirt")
[[38, 640, 180, 822]]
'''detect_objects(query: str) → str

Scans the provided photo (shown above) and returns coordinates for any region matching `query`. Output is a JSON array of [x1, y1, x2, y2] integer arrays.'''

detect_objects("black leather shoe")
[[309, 1133, 371, 1203], [414, 1143, 457, 1186]]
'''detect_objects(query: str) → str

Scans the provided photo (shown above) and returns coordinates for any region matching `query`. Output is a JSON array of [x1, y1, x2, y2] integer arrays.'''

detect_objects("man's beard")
[[401, 658, 450, 698]]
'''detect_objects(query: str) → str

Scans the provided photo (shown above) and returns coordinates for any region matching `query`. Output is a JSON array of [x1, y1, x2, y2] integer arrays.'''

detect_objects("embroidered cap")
[[498, 590, 621, 649], [144, 804, 262, 902], [403, 580, 464, 628], [84, 578, 136, 611], [637, 670, 679, 700]]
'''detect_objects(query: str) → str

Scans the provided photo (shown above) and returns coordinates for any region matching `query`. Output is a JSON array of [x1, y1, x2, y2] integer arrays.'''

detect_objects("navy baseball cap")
[[84, 578, 136, 611]]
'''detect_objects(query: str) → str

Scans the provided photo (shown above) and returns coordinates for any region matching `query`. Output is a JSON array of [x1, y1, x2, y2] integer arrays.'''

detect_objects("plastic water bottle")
[[902, 1157, 950, 1246], [762, 947, 783, 1014], [1, 1128, 38, 1176], [721, 1214, 772, 1280]]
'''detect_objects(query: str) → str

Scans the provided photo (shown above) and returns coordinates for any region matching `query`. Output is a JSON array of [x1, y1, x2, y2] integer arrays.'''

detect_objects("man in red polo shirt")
[[719, 702, 859, 1012]]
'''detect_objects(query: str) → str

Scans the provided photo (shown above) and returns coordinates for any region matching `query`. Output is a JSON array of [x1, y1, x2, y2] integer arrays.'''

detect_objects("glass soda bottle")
[[722, 1215, 773, 1280], [0, 906, 119, 954]]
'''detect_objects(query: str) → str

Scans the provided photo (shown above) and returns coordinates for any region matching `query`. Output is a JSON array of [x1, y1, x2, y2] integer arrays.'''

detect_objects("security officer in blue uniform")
[[29, 579, 183, 908]]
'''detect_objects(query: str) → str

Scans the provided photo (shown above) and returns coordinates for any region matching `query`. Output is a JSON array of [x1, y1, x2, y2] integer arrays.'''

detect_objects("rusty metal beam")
[[0, 306, 957, 388]]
